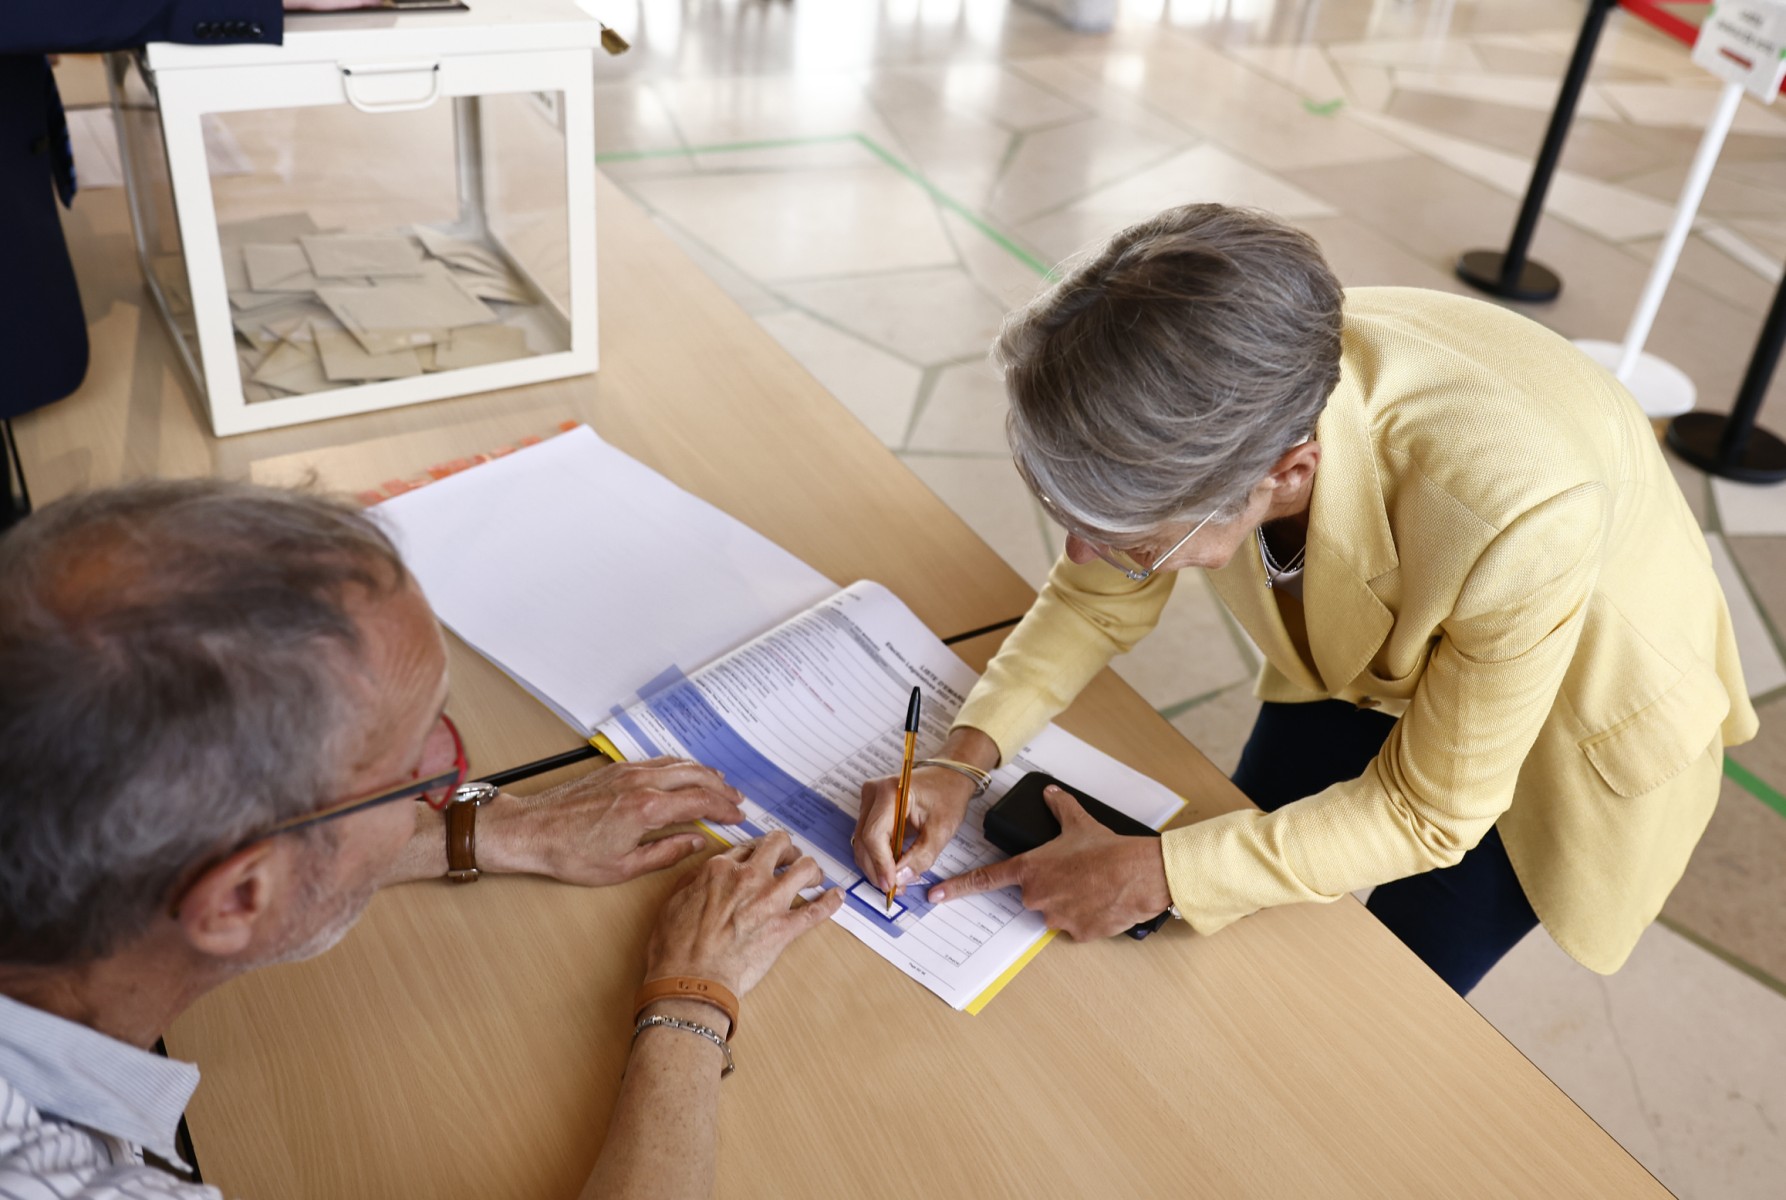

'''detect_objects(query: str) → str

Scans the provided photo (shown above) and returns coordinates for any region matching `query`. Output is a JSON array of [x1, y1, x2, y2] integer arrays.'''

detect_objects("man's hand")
[[853, 725, 998, 894], [928, 785, 1172, 940], [478, 757, 747, 887], [642, 831, 843, 998]]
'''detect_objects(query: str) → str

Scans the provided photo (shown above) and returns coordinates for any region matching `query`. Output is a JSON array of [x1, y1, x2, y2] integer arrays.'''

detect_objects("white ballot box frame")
[[110, 1, 600, 437]]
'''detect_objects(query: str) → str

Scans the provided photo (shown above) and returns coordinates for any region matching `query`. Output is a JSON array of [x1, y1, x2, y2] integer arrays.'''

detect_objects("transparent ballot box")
[[109, 1, 600, 435]]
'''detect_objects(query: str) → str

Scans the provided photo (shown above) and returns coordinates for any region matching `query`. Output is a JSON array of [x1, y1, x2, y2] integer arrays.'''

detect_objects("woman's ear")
[[1271, 440, 1321, 495]]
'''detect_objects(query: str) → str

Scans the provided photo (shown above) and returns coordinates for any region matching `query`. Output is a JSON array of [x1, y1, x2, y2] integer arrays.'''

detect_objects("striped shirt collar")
[[0, 993, 198, 1162]]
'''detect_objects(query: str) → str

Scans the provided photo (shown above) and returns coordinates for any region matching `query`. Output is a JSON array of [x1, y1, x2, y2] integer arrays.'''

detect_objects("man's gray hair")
[[998, 204, 1344, 539], [0, 479, 409, 965]]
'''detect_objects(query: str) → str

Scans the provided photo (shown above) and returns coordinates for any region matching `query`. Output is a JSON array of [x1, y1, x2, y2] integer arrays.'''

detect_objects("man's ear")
[[171, 841, 290, 959]]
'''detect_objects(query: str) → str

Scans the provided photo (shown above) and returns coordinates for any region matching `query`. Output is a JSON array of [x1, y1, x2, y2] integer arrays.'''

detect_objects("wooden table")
[[13, 176, 1665, 1198]]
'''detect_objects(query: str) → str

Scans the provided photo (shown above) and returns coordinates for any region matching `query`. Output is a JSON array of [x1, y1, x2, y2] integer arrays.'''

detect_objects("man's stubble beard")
[[255, 841, 380, 969]]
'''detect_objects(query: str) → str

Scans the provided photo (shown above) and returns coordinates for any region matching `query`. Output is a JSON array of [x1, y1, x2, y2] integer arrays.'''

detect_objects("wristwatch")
[[445, 782, 500, 883]]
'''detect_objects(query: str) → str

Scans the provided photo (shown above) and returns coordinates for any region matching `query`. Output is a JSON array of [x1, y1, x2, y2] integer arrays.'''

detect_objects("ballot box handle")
[[339, 61, 443, 114]]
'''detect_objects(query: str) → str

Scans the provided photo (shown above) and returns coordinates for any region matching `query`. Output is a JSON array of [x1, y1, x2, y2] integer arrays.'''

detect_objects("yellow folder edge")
[[589, 733, 1189, 1016], [963, 929, 1059, 1015]]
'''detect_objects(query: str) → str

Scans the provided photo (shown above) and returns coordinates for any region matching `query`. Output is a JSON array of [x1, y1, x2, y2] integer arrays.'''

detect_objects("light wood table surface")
[[13, 177, 1663, 1199]]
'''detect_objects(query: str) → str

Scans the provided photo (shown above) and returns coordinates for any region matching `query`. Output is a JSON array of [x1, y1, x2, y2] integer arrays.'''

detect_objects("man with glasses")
[[855, 203, 1754, 998], [0, 478, 841, 1198]]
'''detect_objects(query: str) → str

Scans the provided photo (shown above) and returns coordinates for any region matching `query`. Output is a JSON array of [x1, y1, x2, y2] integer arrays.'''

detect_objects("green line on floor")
[[1155, 685, 1236, 723], [1723, 756, 1786, 820], [594, 131, 1053, 282], [1655, 915, 1786, 1003], [595, 133, 856, 164], [848, 135, 1052, 279]]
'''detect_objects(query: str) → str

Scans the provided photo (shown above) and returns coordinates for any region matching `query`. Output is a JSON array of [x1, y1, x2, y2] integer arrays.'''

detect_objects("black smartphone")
[[982, 771, 1173, 940]]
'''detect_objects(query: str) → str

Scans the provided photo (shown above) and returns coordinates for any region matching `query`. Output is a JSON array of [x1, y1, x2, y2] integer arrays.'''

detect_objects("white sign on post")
[[1691, 0, 1786, 101]]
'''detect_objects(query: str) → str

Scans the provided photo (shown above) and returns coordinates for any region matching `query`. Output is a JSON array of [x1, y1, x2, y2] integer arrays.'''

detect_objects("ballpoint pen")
[[886, 686, 921, 913]]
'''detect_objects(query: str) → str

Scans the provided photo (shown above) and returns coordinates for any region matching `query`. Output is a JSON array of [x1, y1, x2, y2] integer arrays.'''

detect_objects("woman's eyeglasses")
[[1036, 493, 1220, 583]]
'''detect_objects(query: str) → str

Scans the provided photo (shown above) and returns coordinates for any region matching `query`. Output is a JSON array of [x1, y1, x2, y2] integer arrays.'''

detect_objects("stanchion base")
[[1667, 412, 1786, 484], [1574, 340, 1696, 418], [1454, 250, 1562, 302]]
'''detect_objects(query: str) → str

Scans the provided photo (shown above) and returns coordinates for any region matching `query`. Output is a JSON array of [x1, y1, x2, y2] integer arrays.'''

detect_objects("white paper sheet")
[[373, 425, 837, 731], [596, 581, 1186, 1012]]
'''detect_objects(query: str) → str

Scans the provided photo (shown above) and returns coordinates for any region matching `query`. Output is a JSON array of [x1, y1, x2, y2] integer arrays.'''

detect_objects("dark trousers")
[[1231, 700, 1539, 995]]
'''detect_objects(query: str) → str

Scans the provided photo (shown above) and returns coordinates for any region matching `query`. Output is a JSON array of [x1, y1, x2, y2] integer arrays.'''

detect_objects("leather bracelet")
[[634, 1015, 734, 1078], [914, 758, 991, 797], [633, 976, 739, 1039]]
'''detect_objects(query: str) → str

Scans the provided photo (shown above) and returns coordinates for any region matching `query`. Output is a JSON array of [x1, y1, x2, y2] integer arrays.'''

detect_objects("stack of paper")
[[373, 425, 838, 730], [212, 213, 546, 402]]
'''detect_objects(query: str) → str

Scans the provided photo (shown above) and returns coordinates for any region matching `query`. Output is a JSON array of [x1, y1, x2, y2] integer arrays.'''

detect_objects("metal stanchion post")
[[1575, 79, 1745, 418], [1668, 274, 1786, 484], [1455, 0, 1618, 302]]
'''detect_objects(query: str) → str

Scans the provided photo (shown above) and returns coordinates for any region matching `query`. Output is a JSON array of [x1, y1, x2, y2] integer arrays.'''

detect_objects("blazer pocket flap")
[[1581, 664, 1730, 799]]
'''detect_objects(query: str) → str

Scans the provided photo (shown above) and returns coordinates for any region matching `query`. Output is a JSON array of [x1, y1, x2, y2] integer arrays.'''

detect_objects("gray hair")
[[0, 479, 409, 965], [998, 204, 1344, 539]]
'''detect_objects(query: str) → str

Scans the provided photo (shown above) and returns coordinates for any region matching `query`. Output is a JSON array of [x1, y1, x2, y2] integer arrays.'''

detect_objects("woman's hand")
[[852, 727, 999, 893], [930, 785, 1172, 940], [642, 831, 842, 998]]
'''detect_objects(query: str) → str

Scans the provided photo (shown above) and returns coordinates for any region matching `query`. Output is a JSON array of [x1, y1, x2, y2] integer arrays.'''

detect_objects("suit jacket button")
[[247, 21, 263, 36], [194, 20, 213, 37]]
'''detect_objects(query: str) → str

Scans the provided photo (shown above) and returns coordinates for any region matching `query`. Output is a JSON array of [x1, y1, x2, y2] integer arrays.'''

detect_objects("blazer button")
[[247, 21, 263, 36], [194, 20, 213, 37]]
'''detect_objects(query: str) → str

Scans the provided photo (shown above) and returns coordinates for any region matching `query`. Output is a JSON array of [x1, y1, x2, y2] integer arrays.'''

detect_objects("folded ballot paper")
[[218, 213, 544, 400], [375, 426, 1185, 1012]]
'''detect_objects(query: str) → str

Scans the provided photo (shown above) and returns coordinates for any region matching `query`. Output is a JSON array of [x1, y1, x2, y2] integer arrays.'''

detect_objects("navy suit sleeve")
[[0, 0, 284, 54]]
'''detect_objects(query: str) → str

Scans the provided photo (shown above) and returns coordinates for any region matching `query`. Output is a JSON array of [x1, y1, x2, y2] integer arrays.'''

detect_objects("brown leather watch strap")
[[445, 798, 479, 883], [633, 977, 739, 1039]]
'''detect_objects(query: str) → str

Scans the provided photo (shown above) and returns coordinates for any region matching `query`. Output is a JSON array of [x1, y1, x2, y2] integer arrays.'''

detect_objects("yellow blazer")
[[955, 287, 1757, 973]]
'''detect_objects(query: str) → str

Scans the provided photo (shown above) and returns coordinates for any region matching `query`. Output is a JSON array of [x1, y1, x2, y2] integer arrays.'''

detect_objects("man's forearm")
[[382, 802, 449, 886], [581, 999, 724, 1200], [380, 793, 588, 886]]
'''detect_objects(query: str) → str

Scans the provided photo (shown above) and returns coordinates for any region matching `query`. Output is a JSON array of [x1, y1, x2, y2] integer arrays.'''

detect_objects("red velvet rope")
[[1618, 0, 1705, 48]]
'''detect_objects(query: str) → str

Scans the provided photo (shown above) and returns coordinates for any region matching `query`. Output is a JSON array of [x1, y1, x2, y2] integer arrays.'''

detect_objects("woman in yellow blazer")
[[851, 204, 1757, 993]]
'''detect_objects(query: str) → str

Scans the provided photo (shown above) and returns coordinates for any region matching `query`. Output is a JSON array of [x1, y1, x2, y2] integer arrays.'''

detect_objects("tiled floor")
[[59, 0, 1786, 1191], [574, 1, 1786, 1191]]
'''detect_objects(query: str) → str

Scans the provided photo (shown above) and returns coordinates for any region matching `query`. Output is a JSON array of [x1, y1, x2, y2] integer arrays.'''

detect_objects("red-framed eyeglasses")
[[259, 713, 470, 841]]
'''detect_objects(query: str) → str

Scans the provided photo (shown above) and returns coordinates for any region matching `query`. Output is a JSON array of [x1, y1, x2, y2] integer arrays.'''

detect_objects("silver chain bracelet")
[[913, 758, 991, 797], [634, 1014, 735, 1078]]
